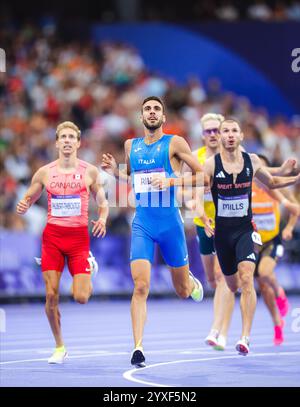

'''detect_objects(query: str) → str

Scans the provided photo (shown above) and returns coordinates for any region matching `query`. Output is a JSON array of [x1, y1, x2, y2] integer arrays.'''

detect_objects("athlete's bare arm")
[[251, 154, 300, 189], [177, 150, 199, 202], [16, 167, 46, 214], [196, 156, 216, 237], [181, 149, 198, 174], [261, 187, 300, 217], [152, 136, 209, 188], [101, 139, 132, 183], [280, 189, 300, 240], [88, 165, 109, 238], [265, 158, 298, 176], [203, 156, 215, 188], [171, 136, 204, 174]]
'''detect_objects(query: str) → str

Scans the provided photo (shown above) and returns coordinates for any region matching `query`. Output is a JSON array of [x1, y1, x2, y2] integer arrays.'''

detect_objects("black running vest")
[[211, 152, 253, 229]]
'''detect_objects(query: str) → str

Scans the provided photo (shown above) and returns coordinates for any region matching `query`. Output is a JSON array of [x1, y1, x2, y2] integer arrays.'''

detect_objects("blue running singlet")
[[129, 135, 189, 267]]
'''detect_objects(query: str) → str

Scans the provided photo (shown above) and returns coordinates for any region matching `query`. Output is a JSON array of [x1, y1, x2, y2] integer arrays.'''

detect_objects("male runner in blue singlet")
[[102, 96, 208, 367]]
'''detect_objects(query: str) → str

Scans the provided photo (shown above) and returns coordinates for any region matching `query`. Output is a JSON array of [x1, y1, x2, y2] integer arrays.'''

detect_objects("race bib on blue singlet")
[[134, 168, 166, 193], [218, 194, 249, 217], [51, 194, 81, 217]]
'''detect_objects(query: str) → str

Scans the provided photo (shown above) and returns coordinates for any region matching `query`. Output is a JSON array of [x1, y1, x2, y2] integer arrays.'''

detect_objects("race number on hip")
[[252, 231, 263, 246], [51, 194, 81, 217]]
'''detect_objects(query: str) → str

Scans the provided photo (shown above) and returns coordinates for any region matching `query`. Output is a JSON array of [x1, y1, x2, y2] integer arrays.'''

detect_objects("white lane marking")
[[123, 351, 300, 387], [1, 331, 287, 347], [0, 351, 128, 365], [2, 339, 300, 356], [2, 338, 300, 364]]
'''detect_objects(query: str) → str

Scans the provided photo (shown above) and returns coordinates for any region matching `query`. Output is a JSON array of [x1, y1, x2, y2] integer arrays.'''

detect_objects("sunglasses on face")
[[203, 128, 220, 136]]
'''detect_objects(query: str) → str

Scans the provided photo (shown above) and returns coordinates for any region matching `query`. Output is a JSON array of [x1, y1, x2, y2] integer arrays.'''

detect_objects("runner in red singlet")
[[16, 121, 109, 364]]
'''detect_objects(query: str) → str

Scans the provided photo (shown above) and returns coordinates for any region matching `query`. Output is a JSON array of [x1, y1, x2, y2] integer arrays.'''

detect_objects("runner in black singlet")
[[204, 118, 300, 355]]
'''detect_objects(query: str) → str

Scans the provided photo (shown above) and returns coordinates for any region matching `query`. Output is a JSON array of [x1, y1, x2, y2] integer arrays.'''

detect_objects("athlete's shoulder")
[[44, 160, 58, 170], [39, 161, 57, 174], [249, 152, 259, 160], [125, 138, 134, 151], [247, 153, 262, 175], [170, 134, 189, 147], [203, 155, 215, 178], [248, 153, 260, 165], [84, 161, 99, 176], [204, 154, 215, 167], [170, 134, 183, 141], [33, 162, 53, 183], [78, 159, 91, 168]]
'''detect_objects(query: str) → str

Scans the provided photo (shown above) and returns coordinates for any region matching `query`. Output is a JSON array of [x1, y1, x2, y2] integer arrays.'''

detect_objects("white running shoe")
[[235, 336, 250, 356], [48, 346, 68, 364], [205, 330, 219, 347], [189, 272, 204, 302], [34, 257, 41, 266], [87, 251, 99, 277], [214, 334, 227, 351]]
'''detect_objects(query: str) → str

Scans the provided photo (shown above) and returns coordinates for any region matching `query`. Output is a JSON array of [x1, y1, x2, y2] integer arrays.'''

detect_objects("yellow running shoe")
[[189, 272, 204, 302], [48, 345, 68, 364]]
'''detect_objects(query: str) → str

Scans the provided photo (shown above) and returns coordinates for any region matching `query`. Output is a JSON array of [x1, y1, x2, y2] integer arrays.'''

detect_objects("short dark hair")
[[220, 118, 242, 130], [257, 153, 271, 167], [142, 96, 165, 113]]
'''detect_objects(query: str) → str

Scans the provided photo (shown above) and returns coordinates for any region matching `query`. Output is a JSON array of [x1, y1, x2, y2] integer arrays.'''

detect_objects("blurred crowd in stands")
[[1, 1, 300, 24], [141, 0, 300, 23], [1, 23, 300, 245]]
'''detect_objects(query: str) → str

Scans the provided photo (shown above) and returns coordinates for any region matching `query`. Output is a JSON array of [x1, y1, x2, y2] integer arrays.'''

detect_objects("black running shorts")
[[214, 222, 259, 276]]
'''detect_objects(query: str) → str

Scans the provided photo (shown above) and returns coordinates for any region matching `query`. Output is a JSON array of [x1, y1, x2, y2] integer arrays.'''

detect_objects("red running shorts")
[[41, 223, 91, 276]]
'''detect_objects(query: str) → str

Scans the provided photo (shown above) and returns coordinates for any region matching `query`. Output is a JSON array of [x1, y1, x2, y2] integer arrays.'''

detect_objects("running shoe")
[[205, 329, 219, 347], [48, 345, 68, 364], [235, 336, 250, 356], [87, 251, 99, 277], [131, 347, 146, 368], [274, 319, 284, 346], [34, 257, 41, 266], [275, 287, 289, 318], [214, 334, 227, 351], [189, 272, 204, 302]]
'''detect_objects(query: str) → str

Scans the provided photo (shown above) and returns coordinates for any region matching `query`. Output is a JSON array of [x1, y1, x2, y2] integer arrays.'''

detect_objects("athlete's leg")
[[257, 277, 284, 345], [257, 277, 281, 326], [217, 273, 235, 339], [72, 274, 92, 304], [257, 256, 280, 296], [257, 254, 289, 316], [170, 264, 196, 298], [130, 259, 151, 349], [237, 261, 257, 338], [201, 254, 216, 289], [224, 272, 240, 293], [208, 235, 238, 347], [211, 260, 235, 334], [43, 270, 64, 347]]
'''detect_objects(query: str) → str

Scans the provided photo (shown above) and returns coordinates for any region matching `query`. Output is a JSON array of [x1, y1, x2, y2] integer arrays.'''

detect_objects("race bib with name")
[[134, 168, 166, 193], [218, 194, 249, 217], [51, 194, 81, 217], [253, 212, 276, 231]]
